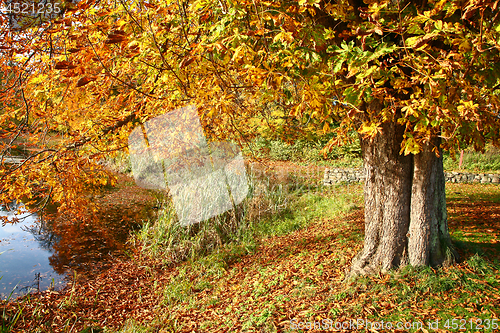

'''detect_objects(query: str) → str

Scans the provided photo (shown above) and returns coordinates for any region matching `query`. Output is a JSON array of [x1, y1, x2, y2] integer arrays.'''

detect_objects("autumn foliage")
[[1, 0, 500, 330], [1, 0, 499, 217]]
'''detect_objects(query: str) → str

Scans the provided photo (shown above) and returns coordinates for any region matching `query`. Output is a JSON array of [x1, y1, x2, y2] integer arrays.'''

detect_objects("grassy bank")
[[443, 146, 500, 173], [115, 182, 499, 333], [242, 137, 500, 173], [104, 137, 500, 173], [3, 162, 499, 332]]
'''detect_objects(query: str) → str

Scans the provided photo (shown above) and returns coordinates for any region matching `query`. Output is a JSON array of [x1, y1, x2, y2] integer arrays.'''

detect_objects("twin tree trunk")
[[350, 120, 458, 276]]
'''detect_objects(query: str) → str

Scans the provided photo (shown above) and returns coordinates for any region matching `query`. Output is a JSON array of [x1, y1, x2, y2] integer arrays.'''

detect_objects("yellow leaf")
[[273, 30, 294, 45], [359, 122, 382, 138], [402, 138, 420, 155]]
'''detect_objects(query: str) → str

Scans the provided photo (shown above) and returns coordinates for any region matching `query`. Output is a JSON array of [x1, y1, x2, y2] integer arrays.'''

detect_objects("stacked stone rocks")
[[444, 172, 500, 184], [323, 168, 365, 185], [323, 168, 500, 185]]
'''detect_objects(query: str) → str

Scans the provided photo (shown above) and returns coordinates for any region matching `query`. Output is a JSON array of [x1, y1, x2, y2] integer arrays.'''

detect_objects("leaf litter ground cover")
[[1, 177, 499, 332]]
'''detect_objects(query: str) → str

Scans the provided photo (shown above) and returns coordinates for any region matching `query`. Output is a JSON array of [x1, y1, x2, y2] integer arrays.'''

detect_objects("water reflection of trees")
[[1, 202, 59, 252], [3, 199, 154, 278], [44, 203, 153, 276], [21, 217, 59, 252]]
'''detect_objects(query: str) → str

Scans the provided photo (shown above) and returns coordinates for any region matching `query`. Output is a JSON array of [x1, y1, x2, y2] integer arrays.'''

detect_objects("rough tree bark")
[[350, 120, 458, 276], [408, 136, 456, 267]]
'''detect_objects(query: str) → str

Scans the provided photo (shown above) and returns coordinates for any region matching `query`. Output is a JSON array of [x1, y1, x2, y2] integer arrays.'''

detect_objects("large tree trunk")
[[350, 121, 458, 276], [408, 136, 456, 267]]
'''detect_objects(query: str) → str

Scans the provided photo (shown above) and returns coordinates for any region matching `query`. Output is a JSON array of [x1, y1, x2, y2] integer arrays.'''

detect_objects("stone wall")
[[323, 168, 365, 185], [323, 168, 500, 185]]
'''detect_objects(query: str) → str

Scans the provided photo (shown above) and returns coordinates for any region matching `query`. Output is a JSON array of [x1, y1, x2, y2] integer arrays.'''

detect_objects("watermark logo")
[[128, 105, 249, 226], [1, 0, 67, 30]]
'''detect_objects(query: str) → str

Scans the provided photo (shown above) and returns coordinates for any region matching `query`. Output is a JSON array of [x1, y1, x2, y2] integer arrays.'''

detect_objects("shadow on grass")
[[447, 196, 500, 262], [453, 239, 500, 263]]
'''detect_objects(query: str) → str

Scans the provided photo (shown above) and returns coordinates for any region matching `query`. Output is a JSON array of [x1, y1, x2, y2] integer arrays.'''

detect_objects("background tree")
[[1, 0, 500, 275]]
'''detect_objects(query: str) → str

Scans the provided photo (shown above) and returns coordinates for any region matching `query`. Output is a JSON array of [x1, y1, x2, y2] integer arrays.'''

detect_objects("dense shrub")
[[242, 133, 361, 162], [443, 145, 500, 173]]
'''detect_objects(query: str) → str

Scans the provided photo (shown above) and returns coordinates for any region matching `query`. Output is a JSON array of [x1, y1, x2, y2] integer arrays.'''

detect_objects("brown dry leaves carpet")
[[3, 181, 500, 332]]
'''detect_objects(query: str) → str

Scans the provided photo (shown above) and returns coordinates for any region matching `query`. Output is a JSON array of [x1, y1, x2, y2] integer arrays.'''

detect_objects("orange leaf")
[[180, 57, 195, 68], [105, 30, 129, 44], [76, 76, 96, 87], [54, 61, 77, 70]]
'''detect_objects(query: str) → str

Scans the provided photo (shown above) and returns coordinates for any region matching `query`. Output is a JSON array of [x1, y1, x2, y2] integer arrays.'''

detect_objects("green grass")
[[242, 136, 500, 173], [250, 188, 361, 238], [129, 169, 364, 322], [443, 145, 500, 173], [241, 135, 362, 164], [0, 283, 22, 333], [123, 181, 499, 332], [339, 256, 500, 332], [5, 165, 500, 332], [107, 320, 155, 333], [131, 162, 362, 267]]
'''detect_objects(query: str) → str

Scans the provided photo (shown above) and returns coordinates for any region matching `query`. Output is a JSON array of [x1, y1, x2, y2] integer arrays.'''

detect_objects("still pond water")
[[0, 199, 150, 300], [0, 206, 65, 299]]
